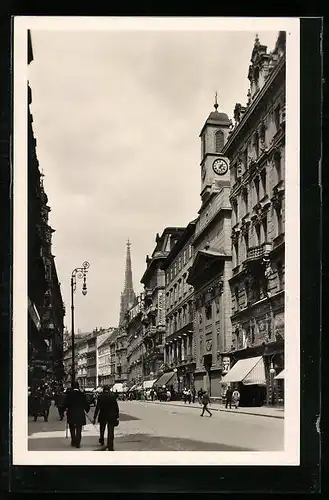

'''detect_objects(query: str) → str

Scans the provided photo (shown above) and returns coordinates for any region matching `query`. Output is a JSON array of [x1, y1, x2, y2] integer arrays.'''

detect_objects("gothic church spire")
[[118, 239, 136, 327]]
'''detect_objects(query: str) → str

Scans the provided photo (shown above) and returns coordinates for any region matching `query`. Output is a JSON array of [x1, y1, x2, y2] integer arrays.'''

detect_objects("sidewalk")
[[142, 399, 284, 419]]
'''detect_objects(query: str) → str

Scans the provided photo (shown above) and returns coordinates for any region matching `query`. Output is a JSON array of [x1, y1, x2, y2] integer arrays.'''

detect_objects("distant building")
[[126, 293, 145, 388], [162, 220, 197, 392], [141, 228, 185, 381], [97, 328, 118, 387], [222, 32, 286, 406]]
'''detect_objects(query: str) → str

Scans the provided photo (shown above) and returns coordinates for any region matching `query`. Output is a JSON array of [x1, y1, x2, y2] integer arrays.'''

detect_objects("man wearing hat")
[[64, 381, 90, 448], [93, 385, 119, 451]]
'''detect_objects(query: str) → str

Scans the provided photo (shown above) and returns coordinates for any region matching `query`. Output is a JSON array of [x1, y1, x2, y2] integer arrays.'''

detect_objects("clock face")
[[213, 158, 228, 175]]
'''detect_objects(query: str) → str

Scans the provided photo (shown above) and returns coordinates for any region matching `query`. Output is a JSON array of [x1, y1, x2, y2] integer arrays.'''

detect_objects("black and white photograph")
[[13, 17, 300, 466]]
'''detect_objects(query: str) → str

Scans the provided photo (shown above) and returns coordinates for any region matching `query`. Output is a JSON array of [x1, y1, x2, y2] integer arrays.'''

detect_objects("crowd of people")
[[29, 380, 119, 450], [28, 380, 241, 450]]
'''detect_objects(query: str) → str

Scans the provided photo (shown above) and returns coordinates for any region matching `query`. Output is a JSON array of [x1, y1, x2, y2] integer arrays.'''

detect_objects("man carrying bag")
[[93, 385, 119, 451]]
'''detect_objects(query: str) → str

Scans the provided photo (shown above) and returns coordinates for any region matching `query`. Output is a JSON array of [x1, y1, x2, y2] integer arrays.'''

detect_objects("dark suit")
[[64, 389, 90, 448], [94, 392, 119, 450]]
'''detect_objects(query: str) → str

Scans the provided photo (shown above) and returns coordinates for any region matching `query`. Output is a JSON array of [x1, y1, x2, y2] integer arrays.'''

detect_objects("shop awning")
[[154, 371, 176, 388], [143, 379, 156, 390], [274, 369, 285, 380], [111, 383, 127, 393], [129, 384, 137, 391], [221, 356, 266, 386]]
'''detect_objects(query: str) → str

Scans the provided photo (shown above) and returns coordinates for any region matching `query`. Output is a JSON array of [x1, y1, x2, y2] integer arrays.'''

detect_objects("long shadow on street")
[[28, 413, 140, 436], [28, 433, 253, 452]]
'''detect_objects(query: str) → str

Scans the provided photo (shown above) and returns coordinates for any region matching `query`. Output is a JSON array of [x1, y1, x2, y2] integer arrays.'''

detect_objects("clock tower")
[[199, 94, 231, 204]]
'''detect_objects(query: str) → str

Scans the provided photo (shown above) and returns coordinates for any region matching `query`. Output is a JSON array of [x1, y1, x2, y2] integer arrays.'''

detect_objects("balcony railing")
[[246, 242, 272, 262]]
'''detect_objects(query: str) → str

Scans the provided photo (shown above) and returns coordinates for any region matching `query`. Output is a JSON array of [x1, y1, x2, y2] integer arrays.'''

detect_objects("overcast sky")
[[28, 28, 278, 333]]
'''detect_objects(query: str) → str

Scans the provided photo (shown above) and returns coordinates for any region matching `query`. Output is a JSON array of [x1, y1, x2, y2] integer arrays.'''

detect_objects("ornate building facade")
[[222, 32, 286, 406], [162, 220, 197, 391], [28, 31, 65, 388], [97, 328, 118, 387], [187, 99, 233, 398], [126, 293, 145, 388], [141, 228, 184, 380]]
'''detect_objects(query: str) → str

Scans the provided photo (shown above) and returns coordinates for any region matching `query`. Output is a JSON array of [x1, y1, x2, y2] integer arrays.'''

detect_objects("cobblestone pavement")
[[28, 400, 284, 452]]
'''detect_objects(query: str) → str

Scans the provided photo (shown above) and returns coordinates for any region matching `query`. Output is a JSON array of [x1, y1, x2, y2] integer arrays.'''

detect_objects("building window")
[[235, 329, 240, 349], [234, 241, 239, 267], [254, 67, 260, 92], [254, 132, 259, 158], [260, 169, 267, 196], [244, 232, 249, 259], [262, 216, 268, 242], [205, 303, 212, 320], [232, 199, 238, 225], [274, 104, 281, 131], [245, 280, 250, 305], [255, 223, 261, 246], [277, 261, 284, 290], [274, 151, 282, 183], [234, 287, 239, 311], [201, 134, 206, 158], [254, 176, 260, 203], [215, 129, 224, 153], [243, 188, 249, 215], [251, 324, 255, 344]]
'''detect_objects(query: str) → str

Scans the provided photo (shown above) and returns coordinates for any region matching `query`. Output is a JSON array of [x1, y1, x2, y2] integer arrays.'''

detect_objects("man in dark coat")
[[93, 385, 119, 451], [225, 386, 233, 409], [64, 381, 90, 448], [55, 389, 66, 420]]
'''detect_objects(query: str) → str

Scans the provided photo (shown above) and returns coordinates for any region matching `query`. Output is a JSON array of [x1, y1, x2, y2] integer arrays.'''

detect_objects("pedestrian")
[[197, 388, 204, 404], [166, 389, 171, 401], [55, 389, 66, 420], [200, 391, 212, 417], [225, 386, 233, 409], [192, 387, 196, 404], [63, 381, 90, 448], [183, 388, 188, 404], [232, 389, 240, 409], [93, 385, 119, 451], [187, 388, 192, 404]]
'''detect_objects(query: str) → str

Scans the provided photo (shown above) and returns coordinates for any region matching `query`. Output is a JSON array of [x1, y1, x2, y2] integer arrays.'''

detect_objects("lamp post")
[[269, 361, 276, 406], [71, 261, 90, 386]]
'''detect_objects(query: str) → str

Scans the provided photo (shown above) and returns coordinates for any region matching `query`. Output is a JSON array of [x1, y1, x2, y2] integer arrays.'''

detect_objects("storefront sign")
[[157, 290, 165, 325], [222, 356, 230, 374]]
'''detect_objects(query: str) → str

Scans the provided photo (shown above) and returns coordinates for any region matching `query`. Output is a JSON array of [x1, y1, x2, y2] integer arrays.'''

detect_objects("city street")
[[28, 400, 284, 452]]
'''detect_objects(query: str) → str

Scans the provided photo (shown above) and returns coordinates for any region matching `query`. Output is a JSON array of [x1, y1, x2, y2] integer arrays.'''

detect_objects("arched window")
[[215, 129, 224, 153]]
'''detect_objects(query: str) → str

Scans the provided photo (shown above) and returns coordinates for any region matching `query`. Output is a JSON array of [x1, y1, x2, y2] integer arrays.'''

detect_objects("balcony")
[[246, 242, 272, 262], [144, 325, 157, 337]]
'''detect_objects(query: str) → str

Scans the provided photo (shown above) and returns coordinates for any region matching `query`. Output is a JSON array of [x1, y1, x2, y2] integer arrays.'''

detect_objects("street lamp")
[[269, 361, 276, 406], [71, 261, 90, 386]]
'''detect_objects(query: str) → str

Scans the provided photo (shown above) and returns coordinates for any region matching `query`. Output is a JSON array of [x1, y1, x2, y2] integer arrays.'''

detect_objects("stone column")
[[164, 344, 167, 364]]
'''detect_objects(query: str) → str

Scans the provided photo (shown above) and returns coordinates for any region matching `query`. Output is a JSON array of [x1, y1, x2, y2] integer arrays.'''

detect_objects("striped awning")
[[221, 356, 266, 386], [154, 371, 176, 388], [274, 369, 285, 380]]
